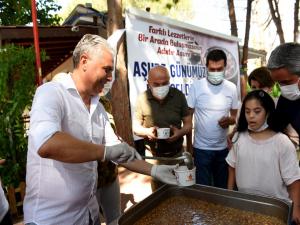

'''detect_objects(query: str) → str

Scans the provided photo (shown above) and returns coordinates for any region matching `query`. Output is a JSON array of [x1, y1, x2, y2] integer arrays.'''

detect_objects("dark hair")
[[267, 42, 300, 76], [206, 49, 227, 67], [248, 67, 275, 88], [236, 90, 275, 132]]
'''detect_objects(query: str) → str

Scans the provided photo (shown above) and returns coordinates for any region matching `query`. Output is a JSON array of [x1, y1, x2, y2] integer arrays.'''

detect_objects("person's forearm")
[[186, 130, 193, 154], [228, 116, 236, 125], [229, 109, 238, 126], [133, 123, 149, 138], [120, 160, 152, 176], [227, 166, 236, 190], [178, 115, 193, 137], [177, 123, 192, 137], [288, 180, 300, 208], [38, 132, 104, 163], [228, 127, 237, 142]]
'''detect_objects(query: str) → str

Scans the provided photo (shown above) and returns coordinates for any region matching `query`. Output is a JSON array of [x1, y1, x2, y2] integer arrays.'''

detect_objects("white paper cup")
[[156, 128, 170, 139], [174, 166, 196, 186]]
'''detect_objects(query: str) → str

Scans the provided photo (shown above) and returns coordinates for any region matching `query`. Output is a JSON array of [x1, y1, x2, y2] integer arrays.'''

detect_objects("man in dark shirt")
[[267, 43, 300, 225], [267, 43, 300, 147], [133, 65, 192, 191]]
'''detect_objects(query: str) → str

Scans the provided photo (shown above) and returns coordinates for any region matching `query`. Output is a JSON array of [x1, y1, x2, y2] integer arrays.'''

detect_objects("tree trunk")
[[107, 0, 133, 145], [227, 0, 248, 99], [294, 0, 299, 42], [268, 0, 285, 43], [241, 0, 253, 75], [227, 0, 238, 36]]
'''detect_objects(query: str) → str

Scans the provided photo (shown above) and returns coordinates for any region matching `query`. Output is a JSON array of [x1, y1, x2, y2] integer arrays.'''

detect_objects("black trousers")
[[134, 139, 146, 157]]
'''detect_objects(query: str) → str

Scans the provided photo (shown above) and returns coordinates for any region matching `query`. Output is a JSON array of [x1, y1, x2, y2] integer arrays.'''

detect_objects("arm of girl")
[[287, 180, 300, 225], [227, 166, 236, 190]]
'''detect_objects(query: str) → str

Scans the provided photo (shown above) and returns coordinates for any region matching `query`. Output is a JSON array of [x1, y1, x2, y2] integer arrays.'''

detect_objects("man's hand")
[[151, 164, 177, 185], [104, 143, 142, 163], [0, 159, 5, 165], [292, 205, 300, 225], [145, 127, 157, 141], [218, 116, 234, 129], [167, 125, 181, 142]]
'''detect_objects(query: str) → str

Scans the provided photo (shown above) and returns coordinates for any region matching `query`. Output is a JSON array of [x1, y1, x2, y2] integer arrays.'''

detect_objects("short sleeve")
[[103, 119, 120, 146], [187, 82, 196, 109], [231, 85, 239, 110], [99, 104, 120, 146], [226, 144, 237, 168], [28, 83, 63, 152], [279, 135, 300, 185]]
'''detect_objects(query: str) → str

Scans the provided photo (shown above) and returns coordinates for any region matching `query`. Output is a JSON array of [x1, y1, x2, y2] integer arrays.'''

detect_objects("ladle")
[[142, 151, 194, 170], [182, 151, 194, 170], [142, 155, 186, 161]]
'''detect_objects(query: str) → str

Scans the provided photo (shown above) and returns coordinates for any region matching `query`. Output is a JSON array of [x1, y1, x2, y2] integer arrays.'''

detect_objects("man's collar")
[[53, 73, 77, 90], [54, 73, 100, 103]]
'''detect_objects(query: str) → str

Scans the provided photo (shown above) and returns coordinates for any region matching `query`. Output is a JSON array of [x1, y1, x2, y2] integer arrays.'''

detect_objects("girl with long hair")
[[226, 90, 300, 225]]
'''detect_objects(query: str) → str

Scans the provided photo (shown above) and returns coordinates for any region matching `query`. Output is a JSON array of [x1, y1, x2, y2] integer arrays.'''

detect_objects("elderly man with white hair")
[[23, 34, 177, 225], [267, 43, 300, 147]]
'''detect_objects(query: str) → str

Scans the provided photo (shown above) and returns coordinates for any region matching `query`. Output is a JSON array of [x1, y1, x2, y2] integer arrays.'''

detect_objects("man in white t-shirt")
[[187, 49, 238, 188]]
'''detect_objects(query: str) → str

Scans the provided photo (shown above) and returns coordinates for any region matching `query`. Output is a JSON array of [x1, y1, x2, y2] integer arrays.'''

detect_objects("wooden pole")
[[107, 0, 133, 145]]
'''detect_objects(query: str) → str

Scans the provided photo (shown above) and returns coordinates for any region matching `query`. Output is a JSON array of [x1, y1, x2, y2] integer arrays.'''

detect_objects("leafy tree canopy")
[[125, 0, 190, 19], [60, 0, 192, 23], [0, 0, 62, 25]]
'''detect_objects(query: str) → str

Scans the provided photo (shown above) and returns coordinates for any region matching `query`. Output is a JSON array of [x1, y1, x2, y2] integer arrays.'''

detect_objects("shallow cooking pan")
[[118, 184, 291, 225]]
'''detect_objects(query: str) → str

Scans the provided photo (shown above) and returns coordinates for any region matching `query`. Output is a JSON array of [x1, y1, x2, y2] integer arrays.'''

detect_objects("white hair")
[[72, 34, 114, 68]]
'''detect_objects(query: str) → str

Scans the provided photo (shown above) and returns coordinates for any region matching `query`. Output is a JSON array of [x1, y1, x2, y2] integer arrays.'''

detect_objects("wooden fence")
[[6, 182, 25, 218]]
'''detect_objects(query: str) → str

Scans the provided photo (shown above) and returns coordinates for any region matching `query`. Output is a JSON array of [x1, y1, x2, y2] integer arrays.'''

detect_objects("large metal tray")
[[119, 184, 292, 225]]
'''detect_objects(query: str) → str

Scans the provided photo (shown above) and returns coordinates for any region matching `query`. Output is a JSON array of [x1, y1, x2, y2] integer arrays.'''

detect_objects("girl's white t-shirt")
[[226, 131, 300, 202]]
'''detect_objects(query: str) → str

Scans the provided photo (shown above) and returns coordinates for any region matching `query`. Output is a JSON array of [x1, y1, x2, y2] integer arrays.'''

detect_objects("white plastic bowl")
[[156, 128, 170, 139], [174, 166, 196, 186]]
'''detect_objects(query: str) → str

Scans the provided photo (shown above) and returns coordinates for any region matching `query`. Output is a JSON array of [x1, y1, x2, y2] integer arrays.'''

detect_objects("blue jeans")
[[194, 148, 229, 189]]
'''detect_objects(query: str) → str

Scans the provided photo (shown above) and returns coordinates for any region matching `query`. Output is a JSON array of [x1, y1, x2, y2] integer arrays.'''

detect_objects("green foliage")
[[60, 0, 192, 23], [246, 82, 251, 93], [124, 0, 193, 20], [246, 82, 281, 98], [0, 0, 62, 25], [59, 0, 107, 21], [0, 45, 44, 187], [271, 82, 281, 98]]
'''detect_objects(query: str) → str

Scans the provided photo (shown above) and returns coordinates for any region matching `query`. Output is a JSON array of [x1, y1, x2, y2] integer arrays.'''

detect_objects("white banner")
[[125, 8, 240, 139]]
